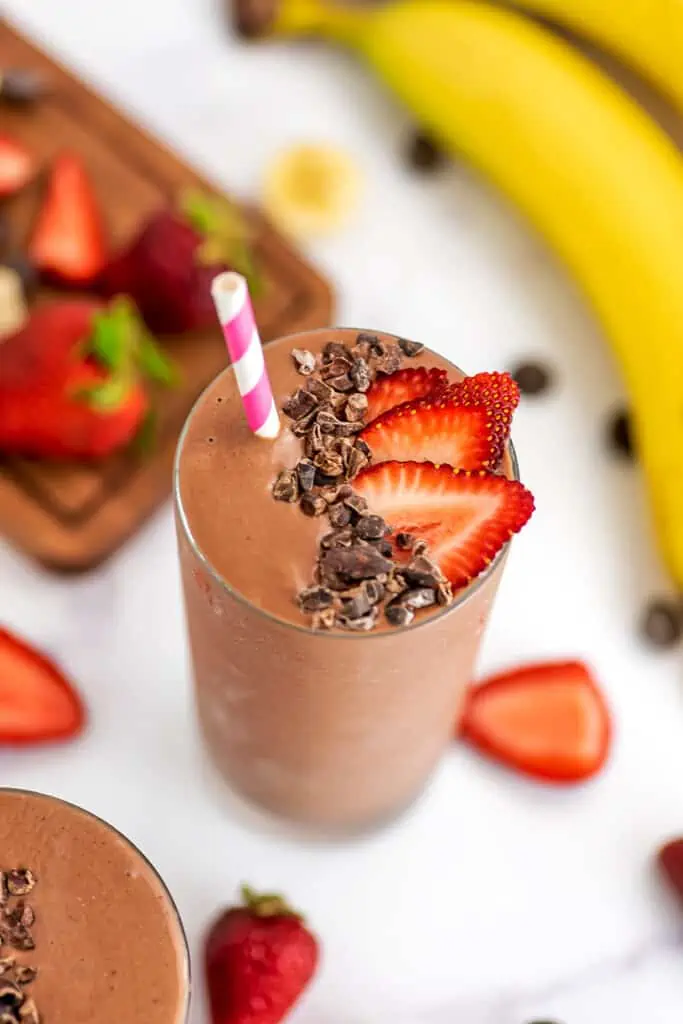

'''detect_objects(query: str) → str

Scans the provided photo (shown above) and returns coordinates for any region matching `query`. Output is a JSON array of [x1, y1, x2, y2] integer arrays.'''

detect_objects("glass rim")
[[174, 327, 520, 641], [0, 787, 191, 1016]]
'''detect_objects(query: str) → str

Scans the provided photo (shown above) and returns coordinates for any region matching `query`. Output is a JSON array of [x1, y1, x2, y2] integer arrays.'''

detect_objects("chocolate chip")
[[328, 502, 352, 529], [298, 586, 335, 612], [316, 408, 341, 434], [364, 579, 385, 605], [0, 983, 22, 1010], [272, 469, 298, 502], [300, 493, 327, 517], [294, 459, 316, 493], [322, 357, 352, 378], [314, 470, 339, 488], [354, 438, 372, 459], [436, 580, 454, 606], [291, 348, 316, 375], [306, 377, 333, 403], [640, 599, 681, 648], [510, 360, 553, 396], [314, 449, 344, 477], [373, 539, 394, 558], [403, 555, 443, 589], [290, 408, 318, 435], [607, 408, 633, 459], [355, 514, 386, 541], [345, 393, 368, 422], [19, 999, 38, 1024], [0, 962, 12, 979], [8, 927, 33, 952], [399, 587, 437, 611], [5, 872, 34, 898], [337, 609, 379, 631], [356, 332, 384, 355], [321, 527, 354, 550], [385, 603, 414, 627], [343, 493, 368, 516], [345, 446, 369, 480], [412, 538, 428, 556], [405, 131, 445, 172], [306, 423, 325, 455], [341, 589, 372, 620], [321, 546, 393, 582], [327, 373, 354, 393], [350, 357, 372, 393], [323, 341, 350, 363], [312, 607, 336, 630], [398, 337, 424, 357], [283, 388, 317, 420], [0, 69, 46, 104], [13, 967, 36, 987], [385, 573, 408, 595], [375, 344, 402, 375], [396, 532, 416, 550]]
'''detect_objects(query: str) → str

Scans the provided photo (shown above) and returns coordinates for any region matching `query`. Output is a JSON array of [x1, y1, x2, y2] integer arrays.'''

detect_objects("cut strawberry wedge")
[[29, 152, 107, 287], [354, 461, 534, 588], [0, 626, 86, 744], [360, 395, 496, 470], [461, 661, 611, 783], [0, 135, 35, 197], [365, 366, 447, 424], [447, 371, 520, 467]]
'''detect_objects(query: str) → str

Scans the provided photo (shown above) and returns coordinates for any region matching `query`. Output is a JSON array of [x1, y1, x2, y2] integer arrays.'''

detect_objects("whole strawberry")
[[98, 190, 260, 335], [205, 886, 319, 1024]]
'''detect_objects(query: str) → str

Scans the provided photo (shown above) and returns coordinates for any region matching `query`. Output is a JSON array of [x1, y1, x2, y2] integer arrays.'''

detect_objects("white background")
[[3, 1, 683, 1020]]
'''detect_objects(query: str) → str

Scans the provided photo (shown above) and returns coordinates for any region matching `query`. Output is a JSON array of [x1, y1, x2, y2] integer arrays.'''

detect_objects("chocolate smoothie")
[[175, 328, 525, 830], [0, 789, 189, 1023]]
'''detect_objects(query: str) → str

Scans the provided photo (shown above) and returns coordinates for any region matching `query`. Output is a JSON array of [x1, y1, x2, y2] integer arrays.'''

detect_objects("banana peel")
[[235, 0, 683, 590]]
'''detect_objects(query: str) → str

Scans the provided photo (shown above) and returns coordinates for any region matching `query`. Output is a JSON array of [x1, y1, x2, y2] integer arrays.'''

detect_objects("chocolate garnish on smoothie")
[[273, 331, 454, 632], [0, 870, 39, 1022]]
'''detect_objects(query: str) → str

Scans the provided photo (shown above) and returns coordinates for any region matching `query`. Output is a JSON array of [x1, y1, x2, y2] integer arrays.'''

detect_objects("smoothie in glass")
[[0, 788, 190, 1023], [175, 328, 533, 830]]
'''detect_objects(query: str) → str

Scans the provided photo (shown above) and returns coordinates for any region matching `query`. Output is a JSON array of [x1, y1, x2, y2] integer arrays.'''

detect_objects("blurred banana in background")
[[241, 0, 683, 590]]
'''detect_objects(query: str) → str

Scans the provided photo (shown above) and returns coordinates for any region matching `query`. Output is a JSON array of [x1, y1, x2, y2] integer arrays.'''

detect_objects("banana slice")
[[263, 144, 361, 239]]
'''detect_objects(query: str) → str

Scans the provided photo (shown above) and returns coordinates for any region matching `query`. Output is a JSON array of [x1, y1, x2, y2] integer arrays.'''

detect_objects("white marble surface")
[[3, 1, 683, 1021]]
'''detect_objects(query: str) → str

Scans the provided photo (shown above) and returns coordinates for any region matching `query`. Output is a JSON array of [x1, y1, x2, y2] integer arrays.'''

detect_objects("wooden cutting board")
[[0, 18, 334, 572]]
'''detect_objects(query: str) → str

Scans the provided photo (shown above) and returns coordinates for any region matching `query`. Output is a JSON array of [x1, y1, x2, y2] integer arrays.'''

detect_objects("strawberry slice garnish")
[[0, 135, 35, 197], [354, 461, 534, 589], [365, 366, 447, 423], [29, 152, 107, 287], [461, 661, 611, 783], [360, 395, 497, 471], [0, 625, 86, 744], [446, 372, 520, 467]]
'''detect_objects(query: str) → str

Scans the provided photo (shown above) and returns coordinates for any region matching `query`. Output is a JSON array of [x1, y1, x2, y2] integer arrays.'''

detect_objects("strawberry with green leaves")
[[0, 297, 176, 460], [98, 190, 260, 335], [205, 886, 319, 1024]]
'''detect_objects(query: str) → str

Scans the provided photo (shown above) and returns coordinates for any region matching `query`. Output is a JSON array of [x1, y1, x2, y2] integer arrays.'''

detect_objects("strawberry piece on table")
[[360, 394, 497, 470], [658, 839, 683, 910], [461, 661, 611, 783], [0, 297, 176, 459], [29, 152, 107, 287], [0, 135, 35, 197], [354, 461, 534, 588], [0, 626, 85, 744], [98, 190, 259, 335], [447, 371, 520, 466], [205, 885, 319, 1024], [365, 366, 447, 423]]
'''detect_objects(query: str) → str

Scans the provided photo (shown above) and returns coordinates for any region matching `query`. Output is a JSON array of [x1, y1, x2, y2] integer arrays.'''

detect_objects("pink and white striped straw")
[[210, 272, 280, 440]]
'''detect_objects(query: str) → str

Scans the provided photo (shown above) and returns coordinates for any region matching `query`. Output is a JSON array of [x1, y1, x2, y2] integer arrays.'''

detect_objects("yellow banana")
[[247, 0, 683, 587], [504, 0, 683, 115]]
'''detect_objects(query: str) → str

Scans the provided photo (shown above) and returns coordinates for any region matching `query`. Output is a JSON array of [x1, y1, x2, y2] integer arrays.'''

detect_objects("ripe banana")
[[505, 0, 683, 115], [263, 143, 361, 238], [246, 0, 683, 587]]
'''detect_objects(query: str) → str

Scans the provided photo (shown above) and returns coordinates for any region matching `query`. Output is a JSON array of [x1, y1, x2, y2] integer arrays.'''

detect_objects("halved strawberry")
[[354, 461, 534, 589], [447, 372, 520, 466], [0, 135, 35, 197], [365, 366, 447, 423], [461, 661, 611, 783], [0, 626, 86, 744], [360, 395, 497, 470]]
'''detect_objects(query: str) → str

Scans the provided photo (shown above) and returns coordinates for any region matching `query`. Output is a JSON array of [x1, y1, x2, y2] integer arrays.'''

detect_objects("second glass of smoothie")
[[175, 328, 526, 832]]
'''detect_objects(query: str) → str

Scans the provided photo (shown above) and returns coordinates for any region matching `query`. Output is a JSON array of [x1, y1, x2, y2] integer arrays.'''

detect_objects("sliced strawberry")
[[360, 395, 496, 471], [365, 367, 448, 424], [29, 152, 107, 287], [0, 626, 86, 744], [461, 661, 611, 783], [0, 135, 35, 197], [447, 372, 520, 466], [354, 461, 534, 589]]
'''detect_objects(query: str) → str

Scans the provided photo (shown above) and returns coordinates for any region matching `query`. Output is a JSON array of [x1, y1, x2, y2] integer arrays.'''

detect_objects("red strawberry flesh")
[[360, 394, 497, 470], [446, 371, 520, 467], [365, 366, 447, 423], [354, 461, 534, 589]]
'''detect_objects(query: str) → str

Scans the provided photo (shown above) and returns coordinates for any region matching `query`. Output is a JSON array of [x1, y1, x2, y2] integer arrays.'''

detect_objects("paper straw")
[[210, 272, 280, 439]]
